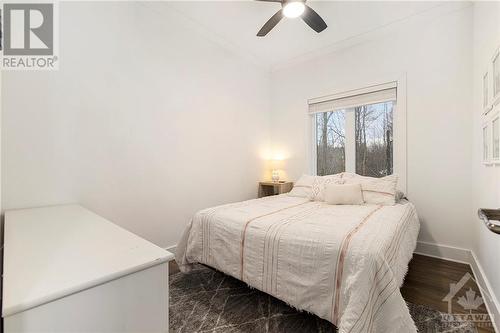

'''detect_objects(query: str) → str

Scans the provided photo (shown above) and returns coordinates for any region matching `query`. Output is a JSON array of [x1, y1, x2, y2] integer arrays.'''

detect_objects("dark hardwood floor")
[[402, 254, 495, 333], [169, 254, 495, 332], [169, 260, 180, 275]]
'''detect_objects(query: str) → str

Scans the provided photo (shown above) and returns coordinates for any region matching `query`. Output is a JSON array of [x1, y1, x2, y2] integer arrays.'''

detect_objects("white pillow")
[[343, 173, 398, 205], [311, 173, 344, 201], [324, 183, 364, 205], [288, 175, 316, 199]]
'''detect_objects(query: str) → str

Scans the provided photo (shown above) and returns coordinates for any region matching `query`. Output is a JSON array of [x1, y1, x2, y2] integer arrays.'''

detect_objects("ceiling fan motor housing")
[[256, 0, 327, 37]]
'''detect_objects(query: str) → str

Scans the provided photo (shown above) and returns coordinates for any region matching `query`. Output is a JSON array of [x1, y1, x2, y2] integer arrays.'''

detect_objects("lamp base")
[[271, 170, 280, 182]]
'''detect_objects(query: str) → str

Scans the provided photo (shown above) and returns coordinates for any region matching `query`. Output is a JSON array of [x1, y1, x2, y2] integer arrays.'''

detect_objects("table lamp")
[[270, 158, 283, 182]]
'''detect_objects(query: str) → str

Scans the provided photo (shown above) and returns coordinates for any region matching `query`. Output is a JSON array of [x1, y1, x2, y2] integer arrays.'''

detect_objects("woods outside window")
[[309, 81, 405, 187]]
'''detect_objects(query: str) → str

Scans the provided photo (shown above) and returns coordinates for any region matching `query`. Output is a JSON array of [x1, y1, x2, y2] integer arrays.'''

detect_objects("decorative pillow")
[[287, 175, 316, 199], [324, 183, 364, 205], [363, 174, 398, 205], [311, 173, 344, 201], [343, 173, 398, 205]]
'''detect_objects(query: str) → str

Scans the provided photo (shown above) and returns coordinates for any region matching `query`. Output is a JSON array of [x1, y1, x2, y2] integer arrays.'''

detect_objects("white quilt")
[[176, 195, 420, 333]]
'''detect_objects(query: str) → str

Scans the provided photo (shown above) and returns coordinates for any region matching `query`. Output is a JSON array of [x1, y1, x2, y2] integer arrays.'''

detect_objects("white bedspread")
[[176, 195, 420, 333]]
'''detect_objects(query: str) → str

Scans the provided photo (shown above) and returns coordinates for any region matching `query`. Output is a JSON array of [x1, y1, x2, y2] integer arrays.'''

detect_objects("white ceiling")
[[164, 1, 444, 69]]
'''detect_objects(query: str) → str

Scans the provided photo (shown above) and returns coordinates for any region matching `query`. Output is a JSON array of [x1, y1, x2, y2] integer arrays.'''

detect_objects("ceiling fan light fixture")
[[256, 0, 327, 37], [282, 1, 305, 18]]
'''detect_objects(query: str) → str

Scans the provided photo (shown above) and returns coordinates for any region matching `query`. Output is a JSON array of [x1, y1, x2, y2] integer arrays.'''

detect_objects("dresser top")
[[2, 204, 174, 317]]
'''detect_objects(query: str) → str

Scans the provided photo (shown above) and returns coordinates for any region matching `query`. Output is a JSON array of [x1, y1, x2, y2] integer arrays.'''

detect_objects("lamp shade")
[[270, 159, 284, 170]]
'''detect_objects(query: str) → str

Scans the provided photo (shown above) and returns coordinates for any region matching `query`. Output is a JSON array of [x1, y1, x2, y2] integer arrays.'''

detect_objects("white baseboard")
[[469, 251, 500, 333], [415, 241, 499, 332], [414, 241, 471, 264]]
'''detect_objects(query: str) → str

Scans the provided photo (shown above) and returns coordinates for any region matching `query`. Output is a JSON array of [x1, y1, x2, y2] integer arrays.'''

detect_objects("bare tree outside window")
[[315, 101, 394, 178], [316, 110, 346, 176], [355, 101, 394, 177]]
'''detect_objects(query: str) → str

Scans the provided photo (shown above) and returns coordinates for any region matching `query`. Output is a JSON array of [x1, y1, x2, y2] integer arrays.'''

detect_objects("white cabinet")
[[2, 205, 174, 333]]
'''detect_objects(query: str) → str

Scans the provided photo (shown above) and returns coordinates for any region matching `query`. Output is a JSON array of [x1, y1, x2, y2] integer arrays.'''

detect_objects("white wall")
[[1, 2, 271, 247], [3, 3, 498, 305], [471, 1, 500, 307], [269, 5, 474, 249]]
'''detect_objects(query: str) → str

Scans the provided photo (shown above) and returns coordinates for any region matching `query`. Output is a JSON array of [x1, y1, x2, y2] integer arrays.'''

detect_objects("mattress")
[[176, 194, 420, 333]]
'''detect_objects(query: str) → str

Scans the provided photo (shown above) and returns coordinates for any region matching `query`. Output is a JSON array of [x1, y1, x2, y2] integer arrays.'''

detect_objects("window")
[[316, 110, 345, 175], [310, 83, 399, 178], [355, 102, 394, 177]]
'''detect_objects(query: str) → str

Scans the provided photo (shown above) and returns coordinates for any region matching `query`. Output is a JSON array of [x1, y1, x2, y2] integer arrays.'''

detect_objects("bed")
[[176, 174, 420, 333]]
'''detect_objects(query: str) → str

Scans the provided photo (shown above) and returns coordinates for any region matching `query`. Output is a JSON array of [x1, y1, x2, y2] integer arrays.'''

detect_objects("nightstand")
[[258, 181, 293, 198]]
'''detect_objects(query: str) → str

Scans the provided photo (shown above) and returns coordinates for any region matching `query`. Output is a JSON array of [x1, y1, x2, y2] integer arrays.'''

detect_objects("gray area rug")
[[170, 265, 477, 333]]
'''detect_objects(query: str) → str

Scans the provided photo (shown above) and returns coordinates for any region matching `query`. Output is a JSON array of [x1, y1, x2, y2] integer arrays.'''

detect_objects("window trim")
[[308, 76, 407, 193], [308, 81, 397, 106]]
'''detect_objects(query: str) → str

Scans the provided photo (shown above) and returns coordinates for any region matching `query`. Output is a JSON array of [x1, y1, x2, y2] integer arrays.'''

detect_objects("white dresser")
[[2, 205, 174, 333]]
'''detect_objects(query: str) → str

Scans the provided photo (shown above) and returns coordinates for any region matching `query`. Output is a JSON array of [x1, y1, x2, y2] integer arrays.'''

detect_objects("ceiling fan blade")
[[302, 5, 327, 33], [257, 9, 283, 37]]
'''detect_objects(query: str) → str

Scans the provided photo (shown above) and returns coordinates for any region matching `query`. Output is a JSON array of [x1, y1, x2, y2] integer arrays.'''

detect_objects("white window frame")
[[308, 76, 407, 193]]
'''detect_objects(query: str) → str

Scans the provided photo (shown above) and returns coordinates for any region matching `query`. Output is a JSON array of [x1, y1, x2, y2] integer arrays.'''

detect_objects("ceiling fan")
[[256, 0, 327, 37]]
